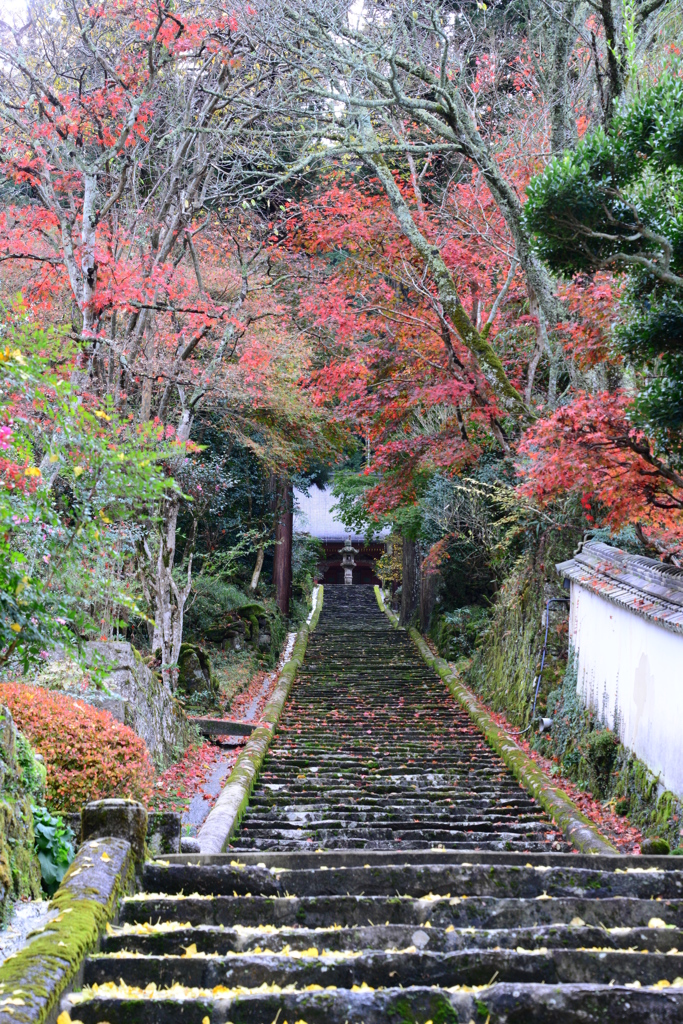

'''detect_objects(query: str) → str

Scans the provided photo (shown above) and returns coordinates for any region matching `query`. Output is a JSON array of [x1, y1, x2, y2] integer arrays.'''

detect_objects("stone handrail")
[[0, 837, 135, 1024], [195, 586, 324, 855]]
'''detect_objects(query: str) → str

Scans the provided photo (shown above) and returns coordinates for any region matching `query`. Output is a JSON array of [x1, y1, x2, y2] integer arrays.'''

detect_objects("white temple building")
[[293, 485, 389, 585]]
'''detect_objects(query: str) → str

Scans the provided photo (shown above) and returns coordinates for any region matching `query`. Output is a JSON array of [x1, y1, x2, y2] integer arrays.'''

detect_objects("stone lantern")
[[340, 537, 358, 585]]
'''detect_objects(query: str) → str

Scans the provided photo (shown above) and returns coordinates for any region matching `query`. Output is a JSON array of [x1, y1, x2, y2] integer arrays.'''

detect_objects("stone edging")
[[373, 587, 617, 856], [195, 586, 324, 855], [0, 837, 135, 1024]]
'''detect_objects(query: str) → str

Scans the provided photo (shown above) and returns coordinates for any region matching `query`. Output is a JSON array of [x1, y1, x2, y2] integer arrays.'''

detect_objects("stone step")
[[232, 838, 562, 852], [83, 945, 683, 990], [121, 892, 683, 930], [101, 920, 683, 956], [64, 984, 683, 1024], [143, 860, 683, 900], [238, 815, 553, 831]]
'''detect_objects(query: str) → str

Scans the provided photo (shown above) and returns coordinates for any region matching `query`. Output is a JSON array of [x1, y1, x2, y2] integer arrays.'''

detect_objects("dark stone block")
[[64, 811, 82, 846], [147, 811, 181, 856], [180, 836, 201, 853]]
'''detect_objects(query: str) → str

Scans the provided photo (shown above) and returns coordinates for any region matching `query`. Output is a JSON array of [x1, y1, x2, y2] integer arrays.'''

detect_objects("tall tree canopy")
[[2, 0, 683, 676]]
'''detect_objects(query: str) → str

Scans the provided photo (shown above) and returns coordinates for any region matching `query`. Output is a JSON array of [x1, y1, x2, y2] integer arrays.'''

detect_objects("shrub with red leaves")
[[0, 683, 154, 811]]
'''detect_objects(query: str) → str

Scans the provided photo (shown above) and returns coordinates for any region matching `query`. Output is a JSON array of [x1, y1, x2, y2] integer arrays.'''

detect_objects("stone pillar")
[[82, 799, 148, 870]]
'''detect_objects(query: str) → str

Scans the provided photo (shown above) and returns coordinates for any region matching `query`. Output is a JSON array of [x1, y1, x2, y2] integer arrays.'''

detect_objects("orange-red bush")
[[0, 683, 154, 811]]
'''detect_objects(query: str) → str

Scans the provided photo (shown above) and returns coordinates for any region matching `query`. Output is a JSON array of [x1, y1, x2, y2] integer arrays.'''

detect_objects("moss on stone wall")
[[465, 547, 569, 726], [0, 706, 44, 919], [429, 605, 490, 662]]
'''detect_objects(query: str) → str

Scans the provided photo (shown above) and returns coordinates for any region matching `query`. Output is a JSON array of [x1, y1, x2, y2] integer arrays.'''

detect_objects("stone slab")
[[189, 718, 255, 737]]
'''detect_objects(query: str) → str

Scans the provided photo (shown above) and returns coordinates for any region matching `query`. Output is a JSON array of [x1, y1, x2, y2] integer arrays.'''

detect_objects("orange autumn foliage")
[[0, 683, 154, 811]]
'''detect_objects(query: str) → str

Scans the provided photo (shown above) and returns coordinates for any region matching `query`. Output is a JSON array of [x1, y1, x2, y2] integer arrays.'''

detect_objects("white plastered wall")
[[569, 582, 683, 798]]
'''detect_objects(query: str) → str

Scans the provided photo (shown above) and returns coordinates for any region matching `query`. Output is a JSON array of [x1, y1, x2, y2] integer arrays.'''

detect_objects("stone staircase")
[[232, 585, 566, 853], [67, 585, 683, 1023]]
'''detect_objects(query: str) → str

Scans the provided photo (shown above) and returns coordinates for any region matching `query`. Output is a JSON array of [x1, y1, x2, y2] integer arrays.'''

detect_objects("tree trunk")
[[549, 3, 579, 154], [250, 545, 265, 591], [150, 491, 193, 690], [142, 407, 194, 689], [419, 549, 438, 633], [273, 477, 293, 617], [400, 537, 420, 627], [525, 291, 548, 404], [360, 148, 530, 418]]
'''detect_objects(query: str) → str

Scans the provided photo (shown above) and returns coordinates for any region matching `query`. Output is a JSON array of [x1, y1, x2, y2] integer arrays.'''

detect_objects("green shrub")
[[292, 534, 324, 600], [183, 577, 250, 637], [31, 805, 75, 895], [430, 605, 490, 660]]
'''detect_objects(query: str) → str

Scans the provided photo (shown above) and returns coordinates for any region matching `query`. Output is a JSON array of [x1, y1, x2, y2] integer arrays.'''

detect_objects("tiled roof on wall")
[[557, 540, 683, 635]]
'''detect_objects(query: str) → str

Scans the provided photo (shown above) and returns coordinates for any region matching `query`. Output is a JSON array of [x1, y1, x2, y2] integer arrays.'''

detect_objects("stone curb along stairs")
[[196, 585, 324, 855], [0, 835, 136, 1024], [373, 587, 617, 856]]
